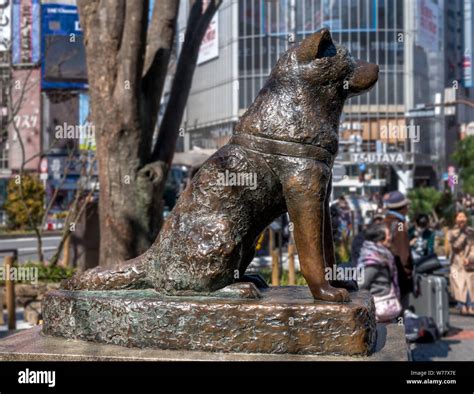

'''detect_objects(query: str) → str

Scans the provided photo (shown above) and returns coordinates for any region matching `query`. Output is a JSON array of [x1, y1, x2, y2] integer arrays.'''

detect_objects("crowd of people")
[[336, 191, 474, 322]]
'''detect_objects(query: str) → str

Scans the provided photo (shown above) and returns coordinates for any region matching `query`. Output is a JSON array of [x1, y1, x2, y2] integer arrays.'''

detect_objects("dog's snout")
[[347, 59, 379, 97]]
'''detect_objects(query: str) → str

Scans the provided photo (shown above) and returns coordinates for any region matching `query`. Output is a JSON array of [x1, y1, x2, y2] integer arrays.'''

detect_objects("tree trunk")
[[78, 0, 221, 266]]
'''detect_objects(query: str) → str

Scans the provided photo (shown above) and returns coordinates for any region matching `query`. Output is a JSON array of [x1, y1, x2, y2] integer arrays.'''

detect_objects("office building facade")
[[182, 0, 473, 196]]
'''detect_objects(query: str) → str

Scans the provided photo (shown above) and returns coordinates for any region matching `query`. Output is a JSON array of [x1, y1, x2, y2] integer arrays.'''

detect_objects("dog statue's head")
[[272, 28, 378, 100], [235, 29, 378, 151]]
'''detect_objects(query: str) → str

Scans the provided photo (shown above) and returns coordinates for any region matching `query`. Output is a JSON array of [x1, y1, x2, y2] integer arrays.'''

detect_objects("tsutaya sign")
[[351, 152, 406, 164]]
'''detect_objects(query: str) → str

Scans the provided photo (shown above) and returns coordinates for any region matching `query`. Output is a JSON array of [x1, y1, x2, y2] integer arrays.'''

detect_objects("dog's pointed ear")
[[296, 28, 337, 63]]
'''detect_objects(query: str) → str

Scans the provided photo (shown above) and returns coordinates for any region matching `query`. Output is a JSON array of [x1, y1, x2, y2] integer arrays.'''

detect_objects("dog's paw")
[[311, 284, 351, 303]]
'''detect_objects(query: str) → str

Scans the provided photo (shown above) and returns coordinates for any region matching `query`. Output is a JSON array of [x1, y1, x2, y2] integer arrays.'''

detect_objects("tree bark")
[[78, 0, 221, 266]]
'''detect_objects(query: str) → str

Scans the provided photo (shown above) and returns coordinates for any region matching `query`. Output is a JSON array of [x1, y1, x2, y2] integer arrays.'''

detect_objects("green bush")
[[453, 136, 474, 195], [4, 175, 45, 231], [407, 187, 455, 227], [407, 187, 442, 217]]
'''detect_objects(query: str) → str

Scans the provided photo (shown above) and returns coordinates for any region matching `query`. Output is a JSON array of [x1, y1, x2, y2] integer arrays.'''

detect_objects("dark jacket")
[[385, 213, 414, 296], [351, 232, 365, 267]]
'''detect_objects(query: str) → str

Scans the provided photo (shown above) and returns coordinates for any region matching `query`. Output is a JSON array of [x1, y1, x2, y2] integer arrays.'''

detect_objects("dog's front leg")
[[282, 161, 350, 302], [324, 177, 358, 292]]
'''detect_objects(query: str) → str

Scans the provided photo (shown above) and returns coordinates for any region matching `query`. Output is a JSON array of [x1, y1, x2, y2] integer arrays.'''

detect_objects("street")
[[0, 237, 472, 361], [0, 236, 60, 263]]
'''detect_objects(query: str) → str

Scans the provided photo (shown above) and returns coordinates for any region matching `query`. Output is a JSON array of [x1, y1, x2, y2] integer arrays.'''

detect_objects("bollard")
[[271, 249, 280, 286], [269, 227, 280, 285], [288, 243, 296, 285], [61, 235, 71, 267], [4, 255, 16, 330], [0, 280, 3, 325], [269, 227, 274, 252]]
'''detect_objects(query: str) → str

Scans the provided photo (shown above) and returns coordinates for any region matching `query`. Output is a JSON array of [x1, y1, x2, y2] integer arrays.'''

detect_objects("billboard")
[[198, 12, 219, 65], [416, 0, 440, 53], [79, 92, 95, 151], [8, 68, 41, 170], [0, 0, 11, 51], [12, 0, 40, 64], [464, 0, 473, 88], [41, 3, 87, 89]]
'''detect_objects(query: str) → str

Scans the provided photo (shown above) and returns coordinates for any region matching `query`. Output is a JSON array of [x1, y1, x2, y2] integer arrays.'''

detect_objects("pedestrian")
[[357, 222, 401, 322], [351, 214, 384, 267], [409, 213, 435, 260], [448, 211, 474, 315], [383, 191, 414, 309], [335, 195, 352, 237]]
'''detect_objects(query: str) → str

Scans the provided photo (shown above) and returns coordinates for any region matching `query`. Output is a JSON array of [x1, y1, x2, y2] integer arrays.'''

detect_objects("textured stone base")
[[42, 287, 377, 356], [0, 324, 407, 361]]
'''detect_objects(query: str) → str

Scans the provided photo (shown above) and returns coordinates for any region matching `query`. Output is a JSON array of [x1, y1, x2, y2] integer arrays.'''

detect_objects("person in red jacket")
[[383, 191, 414, 309]]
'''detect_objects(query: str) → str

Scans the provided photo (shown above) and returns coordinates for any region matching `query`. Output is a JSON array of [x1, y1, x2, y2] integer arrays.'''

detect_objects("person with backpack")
[[357, 222, 401, 322]]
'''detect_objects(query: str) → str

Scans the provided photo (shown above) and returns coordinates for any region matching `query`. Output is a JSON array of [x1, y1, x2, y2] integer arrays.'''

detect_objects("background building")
[[0, 0, 93, 223], [180, 0, 474, 200]]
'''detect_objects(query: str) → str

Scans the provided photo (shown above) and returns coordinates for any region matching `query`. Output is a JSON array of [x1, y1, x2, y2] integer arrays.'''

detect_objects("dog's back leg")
[[61, 254, 152, 290], [279, 159, 350, 302]]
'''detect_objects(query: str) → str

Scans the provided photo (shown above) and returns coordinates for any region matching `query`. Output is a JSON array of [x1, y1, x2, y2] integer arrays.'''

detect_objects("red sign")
[[40, 157, 47, 173], [8, 68, 41, 170]]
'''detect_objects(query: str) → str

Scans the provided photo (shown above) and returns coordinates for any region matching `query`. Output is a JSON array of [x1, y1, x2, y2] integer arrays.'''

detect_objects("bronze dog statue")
[[64, 29, 378, 302]]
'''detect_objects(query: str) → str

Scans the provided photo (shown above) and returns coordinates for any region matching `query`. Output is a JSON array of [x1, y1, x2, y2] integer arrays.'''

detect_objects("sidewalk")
[[0, 231, 62, 240], [411, 309, 474, 361], [0, 308, 34, 340]]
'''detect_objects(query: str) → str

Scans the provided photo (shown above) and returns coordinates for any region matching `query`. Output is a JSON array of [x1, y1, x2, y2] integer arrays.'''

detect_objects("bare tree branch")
[[114, 0, 148, 131], [143, 0, 179, 78], [49, 154, 97, 266], [151, 0, 222, 165], [140, 0, 179, 162]]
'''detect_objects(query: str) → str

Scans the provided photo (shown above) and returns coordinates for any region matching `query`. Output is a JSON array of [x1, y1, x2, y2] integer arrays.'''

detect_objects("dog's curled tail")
[[61, 255, 152, 291]]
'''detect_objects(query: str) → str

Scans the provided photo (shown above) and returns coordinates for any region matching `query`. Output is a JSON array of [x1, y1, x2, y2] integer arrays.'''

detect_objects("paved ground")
[[0, 237, 472, 362], [0, 309, 34, 339], [411, 308, 474, 361], [0, 236, 60, 263]]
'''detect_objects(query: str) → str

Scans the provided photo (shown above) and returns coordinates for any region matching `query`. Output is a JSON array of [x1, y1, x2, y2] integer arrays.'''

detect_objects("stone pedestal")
[[0, 324, 407, 361], [42, 287, 376, 356]]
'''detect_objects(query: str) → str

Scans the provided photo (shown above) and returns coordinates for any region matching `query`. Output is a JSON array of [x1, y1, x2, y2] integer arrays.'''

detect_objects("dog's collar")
[[229, 134, 333, 165]]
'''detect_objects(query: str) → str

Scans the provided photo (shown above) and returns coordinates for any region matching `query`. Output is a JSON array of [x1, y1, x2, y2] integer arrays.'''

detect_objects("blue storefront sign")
[[41, 3, 87, 89]]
